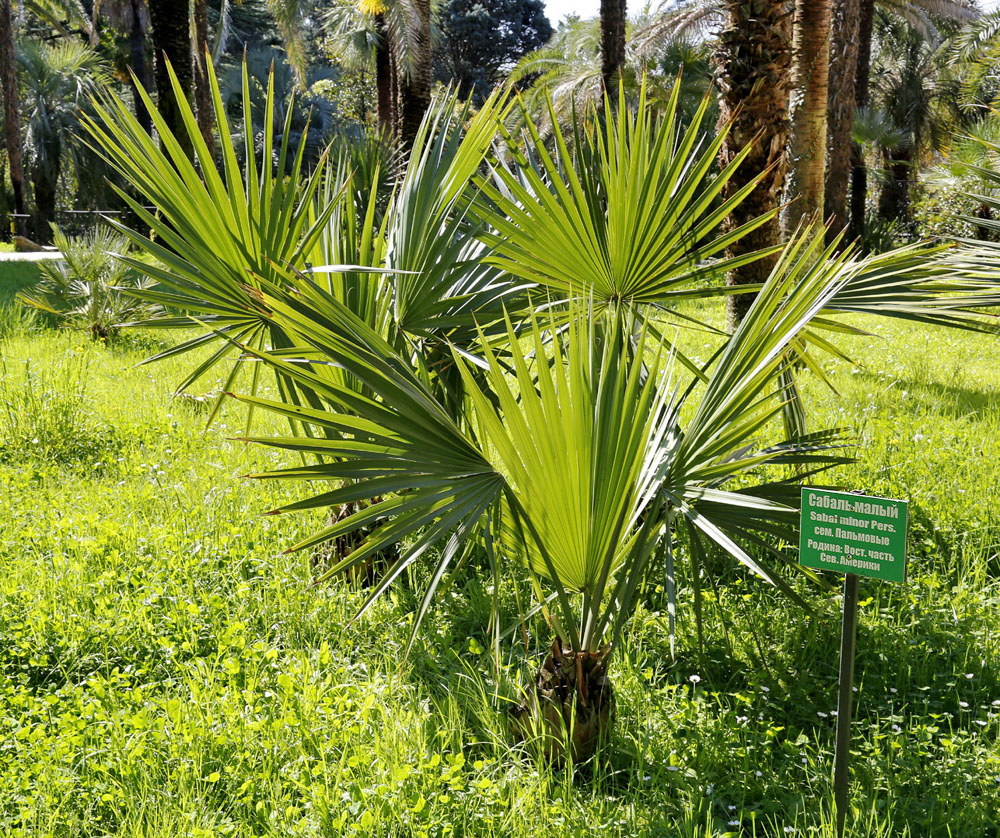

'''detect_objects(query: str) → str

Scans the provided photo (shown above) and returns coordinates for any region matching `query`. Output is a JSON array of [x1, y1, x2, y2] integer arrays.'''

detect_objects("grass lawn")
[[0, 274, 998, 837], [0, 260, 43, 302]]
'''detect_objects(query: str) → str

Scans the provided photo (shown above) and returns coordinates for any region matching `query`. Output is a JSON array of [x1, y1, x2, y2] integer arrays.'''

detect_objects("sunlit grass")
[[0, 297, 997, 836]]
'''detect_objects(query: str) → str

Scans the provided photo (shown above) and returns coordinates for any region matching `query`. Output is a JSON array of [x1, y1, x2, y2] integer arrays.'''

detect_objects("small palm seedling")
[[18, 226, 158, 340]]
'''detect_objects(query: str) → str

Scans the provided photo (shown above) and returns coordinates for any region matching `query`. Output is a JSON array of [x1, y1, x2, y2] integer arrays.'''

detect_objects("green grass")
[[0, 285, 998, 836], [0, 259, 42, 301]]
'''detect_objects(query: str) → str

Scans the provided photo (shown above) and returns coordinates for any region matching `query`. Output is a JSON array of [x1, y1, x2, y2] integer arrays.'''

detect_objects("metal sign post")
[[833, 572, 859, 838], [799, 488, 909, 838]]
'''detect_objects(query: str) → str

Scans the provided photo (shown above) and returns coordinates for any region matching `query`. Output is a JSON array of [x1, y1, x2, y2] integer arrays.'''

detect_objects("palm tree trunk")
[[599, 0, 627, 96], [782, 0, 832, 236], [715, 0, 793, 330], [0, 0, 26, 233], [31, 140, 60, 242], [824, 0, 859, 242], [877, 148, 911, 223], [147, 0, 194, 157], [397, 0, 432, 148], [192, 0, 214, 156], [128, 0, 153, 135], [375, 13, 393, 134], [389, 37, 400, 136], [510, 639, 615, 762], [847, 0, 874, 243]]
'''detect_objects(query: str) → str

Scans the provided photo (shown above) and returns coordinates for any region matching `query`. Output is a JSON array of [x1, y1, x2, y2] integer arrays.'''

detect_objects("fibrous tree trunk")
[[389, 35, 400, 136], [510, 640, 615, 763], [31, 139, 59, 242], [715, 0, 793, 330], [147, 0, 193, 157], [192, 0, 214, 156], [848, 0, 874, 244], [877, 148, 911, 224], [599, 0, 627, 96], [128, 0, 153, 135], [782, 0, 832, 236], [397, 0, 432, 149], [825, 0, 860, 243], [375, 13, 393, 134], [0, 0, 26, 233]]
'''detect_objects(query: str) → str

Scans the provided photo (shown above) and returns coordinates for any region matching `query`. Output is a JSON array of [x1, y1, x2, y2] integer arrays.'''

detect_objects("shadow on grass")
[[857, 371, 1000, 419]]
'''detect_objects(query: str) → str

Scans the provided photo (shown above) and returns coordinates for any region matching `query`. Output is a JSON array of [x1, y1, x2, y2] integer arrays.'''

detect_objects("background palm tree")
[[325, 1, 395, 132], [653, 0, 976, 245], [395, 0, 432, 146], [714, 0, 792, 329], [600, 0, 627, 94], [869, 12, 941, 226], [834, 0, 975, 238], [91, 0, 153, 134], [782, 0, 832, 234], [146, 0, 194, 155], [0, 0, 26, 231], [17, 39, 109, 240], [325, 0, 435, 144], [826, 0, 861, 238], [193, 0, 214, 152]]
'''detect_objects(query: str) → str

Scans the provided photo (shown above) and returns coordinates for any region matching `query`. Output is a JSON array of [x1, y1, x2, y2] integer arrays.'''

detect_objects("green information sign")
[[799, 488, 908, 582]]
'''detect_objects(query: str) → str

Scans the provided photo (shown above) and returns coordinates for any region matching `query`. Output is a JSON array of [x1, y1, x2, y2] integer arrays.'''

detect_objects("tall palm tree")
[[193, 0, 214, 154], [0, 0, 25, 231], [17, 40, 109, 240], [325, 0, 433, 143], [92, 0, 153, 135], [325, 3, 394, 131], [600, 0, 627, 93], [830, 0, 976, 238], [826, 0, 860, 239], [146, 0, 194, 156], [394, 0, 432, 146], [870, 13, 938, 225], [848, 0, 876, 241], [782, 0, 832, 234], [714, 0, 792, 329], [650, 0, 975, 244]]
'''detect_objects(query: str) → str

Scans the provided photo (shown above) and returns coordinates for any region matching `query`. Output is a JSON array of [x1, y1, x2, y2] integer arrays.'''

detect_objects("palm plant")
[[0, 0, 26, 229], [868, 12, 949, 226], [88, 65, 1000, 758], [216, 224, 865, 759], [18, 226, 159, 338], [16, 39, 110, 240], [324, 0, 436, 144]]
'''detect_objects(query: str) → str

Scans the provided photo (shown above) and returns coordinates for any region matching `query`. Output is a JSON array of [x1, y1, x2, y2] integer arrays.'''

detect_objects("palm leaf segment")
[[476, 80, 780, 368]]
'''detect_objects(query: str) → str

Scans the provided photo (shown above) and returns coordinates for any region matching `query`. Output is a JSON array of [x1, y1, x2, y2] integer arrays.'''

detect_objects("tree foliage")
[[434, 0, 551, 102]]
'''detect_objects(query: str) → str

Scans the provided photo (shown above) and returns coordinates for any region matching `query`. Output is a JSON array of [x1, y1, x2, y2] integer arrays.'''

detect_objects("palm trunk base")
[[311, 499, 396, 587], [510, 639, 615, 762]]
